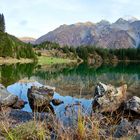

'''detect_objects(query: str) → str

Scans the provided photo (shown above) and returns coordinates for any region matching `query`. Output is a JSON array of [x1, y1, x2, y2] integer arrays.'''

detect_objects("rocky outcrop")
[[27, 85, 64, 112], [27, 85, 55, 112], [0, 84, 18, 107], [35, 17, 140, 48], [0, 84, 25, 109], [92, 83, 140, 138], [92, 82, 127, 112]]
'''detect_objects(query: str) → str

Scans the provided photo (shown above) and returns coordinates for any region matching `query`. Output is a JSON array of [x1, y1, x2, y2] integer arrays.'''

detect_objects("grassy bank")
[[0, 57, 34, 64], [38, 56, 77, 65], [0, 109, 135, 140], [0, 56, 77, 65]]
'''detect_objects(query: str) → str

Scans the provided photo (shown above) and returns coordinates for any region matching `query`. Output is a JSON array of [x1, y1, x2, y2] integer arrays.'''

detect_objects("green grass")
[[38, 56, 76, 65]]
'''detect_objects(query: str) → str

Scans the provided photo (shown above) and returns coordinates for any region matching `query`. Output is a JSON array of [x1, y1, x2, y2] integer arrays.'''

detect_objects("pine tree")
[[0, 13, 5, 32], [1, 34, 13, 57]]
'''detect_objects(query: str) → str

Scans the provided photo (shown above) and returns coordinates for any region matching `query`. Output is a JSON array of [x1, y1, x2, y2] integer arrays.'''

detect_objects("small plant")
[[5, 121, 49, 140], [77, 110, 85, 139]]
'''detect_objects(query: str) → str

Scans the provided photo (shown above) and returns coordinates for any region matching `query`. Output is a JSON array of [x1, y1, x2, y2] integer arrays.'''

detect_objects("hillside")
[[0, 13, 36, 61], [0, 32, 36, 59], [34, 41, 79, 61], [35, 17, 140, 48], [34, 40, 140, 64]]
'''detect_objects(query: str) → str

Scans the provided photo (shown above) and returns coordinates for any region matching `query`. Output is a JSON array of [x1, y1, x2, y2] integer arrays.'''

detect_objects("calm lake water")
[[0, 62, 140, 115]]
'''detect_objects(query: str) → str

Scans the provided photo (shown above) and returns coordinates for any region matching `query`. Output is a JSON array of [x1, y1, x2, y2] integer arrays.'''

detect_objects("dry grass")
[[0, 107, 135, 140]]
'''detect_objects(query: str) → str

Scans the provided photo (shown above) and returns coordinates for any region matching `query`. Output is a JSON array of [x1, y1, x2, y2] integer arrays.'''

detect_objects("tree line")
[[35, 41, 140, 61], [75, 46, 140, 61], [0, 13, 5, 32]]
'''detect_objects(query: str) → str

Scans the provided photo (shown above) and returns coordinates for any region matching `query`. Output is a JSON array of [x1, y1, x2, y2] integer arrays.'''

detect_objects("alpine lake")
[[0, 62, 140, 117]]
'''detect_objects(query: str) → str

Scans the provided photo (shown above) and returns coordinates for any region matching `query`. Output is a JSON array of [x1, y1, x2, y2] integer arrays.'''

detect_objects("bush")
[[37, 52, 41, 56]]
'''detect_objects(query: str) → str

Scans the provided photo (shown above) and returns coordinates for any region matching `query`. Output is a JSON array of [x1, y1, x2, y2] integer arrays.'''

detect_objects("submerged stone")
[[51, 99, 64, 106]]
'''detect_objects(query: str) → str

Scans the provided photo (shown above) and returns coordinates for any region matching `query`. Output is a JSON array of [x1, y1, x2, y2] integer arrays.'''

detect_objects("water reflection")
[[0, 63, 36, 86], [33, 63, 140, 98], [7, 81, 92, 123], [0, 62, 140, 98]]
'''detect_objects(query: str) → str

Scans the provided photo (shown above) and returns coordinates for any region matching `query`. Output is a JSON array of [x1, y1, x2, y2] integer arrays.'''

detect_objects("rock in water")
[[0, 84, 18, 107], [124, 96, 140, 114], [92, 83, 127, 112], [51, 99, 64, 106], [27, 85, 55, 112]]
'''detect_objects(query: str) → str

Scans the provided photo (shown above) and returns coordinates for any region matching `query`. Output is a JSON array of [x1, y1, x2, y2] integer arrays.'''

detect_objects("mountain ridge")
[[35, 17, 140, 48]]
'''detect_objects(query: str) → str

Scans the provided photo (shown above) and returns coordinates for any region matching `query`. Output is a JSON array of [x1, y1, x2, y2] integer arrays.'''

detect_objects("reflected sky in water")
[[7, 81, 92, 123]]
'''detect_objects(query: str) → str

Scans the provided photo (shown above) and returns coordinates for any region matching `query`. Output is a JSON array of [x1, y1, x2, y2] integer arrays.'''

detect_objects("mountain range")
[[35, 17, 140, 48]]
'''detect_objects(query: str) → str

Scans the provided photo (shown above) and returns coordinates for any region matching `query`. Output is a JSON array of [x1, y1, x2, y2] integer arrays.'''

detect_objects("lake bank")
[[0, 82, 139, 140], [0, 57, 34, 65], [1, 55, 140, 66], [0, 56, 78, 65]]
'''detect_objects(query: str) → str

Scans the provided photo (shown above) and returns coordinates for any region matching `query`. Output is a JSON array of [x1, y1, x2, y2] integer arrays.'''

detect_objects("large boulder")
[[92, 82, 127, 112], [0, 84, 25, 109], [27, 85, 55, 112], [0, 84, 18, 107]]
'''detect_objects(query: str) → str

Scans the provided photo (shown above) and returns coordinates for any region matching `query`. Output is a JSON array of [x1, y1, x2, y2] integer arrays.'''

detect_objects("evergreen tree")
[[0, 13, 5, 32], [1, 34, 13, 57]]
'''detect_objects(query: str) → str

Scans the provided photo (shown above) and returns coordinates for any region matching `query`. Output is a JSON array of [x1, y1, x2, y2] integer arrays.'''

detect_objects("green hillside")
[[0, 13, 36, 60], [0, 31, 36, 59]]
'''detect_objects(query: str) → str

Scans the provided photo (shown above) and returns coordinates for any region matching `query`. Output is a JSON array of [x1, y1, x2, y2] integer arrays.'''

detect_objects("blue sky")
[[0, 0, 140, 38]]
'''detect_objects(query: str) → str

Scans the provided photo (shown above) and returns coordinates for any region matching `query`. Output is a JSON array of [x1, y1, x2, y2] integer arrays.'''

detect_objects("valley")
[[0, 9, 140, 139]]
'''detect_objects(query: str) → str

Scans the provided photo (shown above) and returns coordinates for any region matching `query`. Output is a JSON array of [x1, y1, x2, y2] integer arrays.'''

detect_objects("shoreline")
[[119, 60, 140, 63], [0, 56, 77, 65], [0, 57, 34, 65], [1, 56, 140, 65]]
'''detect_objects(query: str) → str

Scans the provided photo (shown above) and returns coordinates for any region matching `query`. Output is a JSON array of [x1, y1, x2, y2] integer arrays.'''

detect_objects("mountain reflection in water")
[[0, 62, 139, 98]]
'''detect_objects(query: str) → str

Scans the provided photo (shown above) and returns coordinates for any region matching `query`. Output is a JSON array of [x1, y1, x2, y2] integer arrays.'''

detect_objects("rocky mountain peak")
[[35, 17, 140, 48], [115, 18, 128, 24], [122, 16, 138, 23], [97, 20, 110, 26]]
